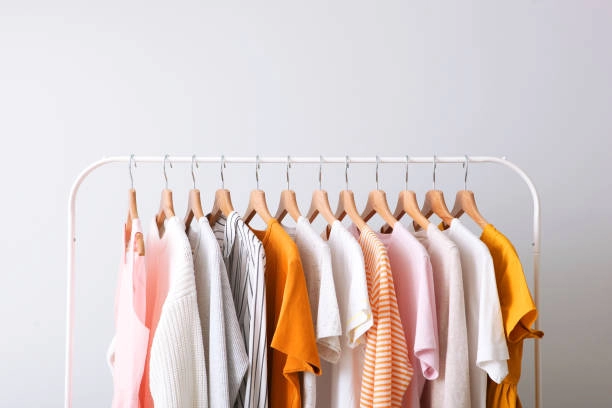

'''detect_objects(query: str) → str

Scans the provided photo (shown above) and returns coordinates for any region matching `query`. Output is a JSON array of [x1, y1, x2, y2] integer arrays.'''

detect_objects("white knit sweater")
[[147, 216, 208, 408]]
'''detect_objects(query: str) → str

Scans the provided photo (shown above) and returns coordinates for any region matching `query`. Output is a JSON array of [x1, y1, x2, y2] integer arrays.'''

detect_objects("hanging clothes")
[[316, 220, 372, 408], [416, 224, 470, 408], [213, 211, 269, 408], [480, 225, 544, 408], [188, 217, 248, 407], [282, 216, 342, 408], [251, 219, 321, 408], [107, 218, 150, 408], [349, 224, 413, 408], [140, 216, 208, 408], [374, 223, 440, 408], [440, 219, 509, 408]]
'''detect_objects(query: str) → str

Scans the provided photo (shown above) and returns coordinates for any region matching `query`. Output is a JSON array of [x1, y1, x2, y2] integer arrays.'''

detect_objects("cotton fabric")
[[140, 216, 208, 408], [107, 219, 150, 408], [441, 219, 509, 408], [251, 219, 321, 408], [188, 217, 248, 407], [349, 224, 413, 408], [416, 224, 470, 408], [213, 211, 269, 408], [283, 216, 341, 408], [375, 223, 439, 408], [316, 221, 372, 408], [480, 225, 543, 408]]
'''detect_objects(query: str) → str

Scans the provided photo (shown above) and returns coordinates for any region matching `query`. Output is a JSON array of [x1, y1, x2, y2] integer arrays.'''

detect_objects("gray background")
[[1, 1, 610, 406]]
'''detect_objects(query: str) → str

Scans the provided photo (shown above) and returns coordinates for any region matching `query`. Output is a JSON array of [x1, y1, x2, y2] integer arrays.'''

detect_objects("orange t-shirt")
[[252, 219, 321, 408], [480, 225, 543, 408]]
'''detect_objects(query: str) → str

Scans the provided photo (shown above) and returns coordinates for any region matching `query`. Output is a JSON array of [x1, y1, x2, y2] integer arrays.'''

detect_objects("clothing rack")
[[65, 155, 542, 408]]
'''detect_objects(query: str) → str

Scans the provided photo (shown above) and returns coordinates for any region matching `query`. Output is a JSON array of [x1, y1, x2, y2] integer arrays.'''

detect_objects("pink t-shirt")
[[107, 219, 150, 408], [375, 223, 440, 407]]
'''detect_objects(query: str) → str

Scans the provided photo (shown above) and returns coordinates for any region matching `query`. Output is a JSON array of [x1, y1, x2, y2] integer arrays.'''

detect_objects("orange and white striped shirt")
[[350, 225, 413, 407]]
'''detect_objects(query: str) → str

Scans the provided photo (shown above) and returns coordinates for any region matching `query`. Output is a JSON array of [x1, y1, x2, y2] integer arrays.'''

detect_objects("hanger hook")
[[345, 155, 350, 190], [463, 154, 469, 190], [376, 155, 380, 190], [319, 155, 323, 190], [220, 155, 226, 189], [433, 154, 437, 190], [405, 155, 409, 191], [191, 155, 198, 189], [163, 154, 172, 189], [255, 155, 261, 190], [286, 155, 291, 190], [129, 154, 136, 190]]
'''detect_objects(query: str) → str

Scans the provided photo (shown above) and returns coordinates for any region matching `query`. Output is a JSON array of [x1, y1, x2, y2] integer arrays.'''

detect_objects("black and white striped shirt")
[[213, 211, 269, 408]]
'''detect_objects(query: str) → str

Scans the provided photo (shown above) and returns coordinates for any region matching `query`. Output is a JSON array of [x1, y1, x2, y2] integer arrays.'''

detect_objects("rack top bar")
[[100, 155, 508, 164]]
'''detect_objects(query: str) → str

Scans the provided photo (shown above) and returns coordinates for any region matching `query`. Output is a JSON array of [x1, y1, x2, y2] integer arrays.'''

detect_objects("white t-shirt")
[[441, 219, 509, 408], [283, 216, 342, 408], [315, 221, 373, 408], [212, 212, 269, 408], [188, 217, 249, 407], [415, 224, 470, 408]]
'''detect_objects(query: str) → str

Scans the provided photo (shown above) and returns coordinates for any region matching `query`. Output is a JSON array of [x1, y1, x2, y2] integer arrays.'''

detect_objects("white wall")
[[1, 1, 611, 406]]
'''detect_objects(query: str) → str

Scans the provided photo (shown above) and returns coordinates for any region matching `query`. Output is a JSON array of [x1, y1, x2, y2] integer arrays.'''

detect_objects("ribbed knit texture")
[[143, 216, 208, 408]]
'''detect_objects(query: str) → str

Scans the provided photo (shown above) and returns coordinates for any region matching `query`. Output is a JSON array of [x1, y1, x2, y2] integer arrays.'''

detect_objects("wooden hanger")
[[334, 156, 366, 231], [361, 157, 398, 227], [307, 190, 337, 225], [184, 156, 204, 232], [381, 156, 430, 233], [126, 156, 144, 255], [275, 157, 301, 222], [416, 155, 453, 231], [155, 155, 176, 236], [209, 155, 236, 227], [243, 156, 274, 225], [306, 156, 338, 225], [362, 189, 398, 226], [451, 156, 488, 228]]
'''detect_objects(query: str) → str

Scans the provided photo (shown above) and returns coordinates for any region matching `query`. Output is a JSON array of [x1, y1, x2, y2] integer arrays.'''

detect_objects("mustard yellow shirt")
[[480, 224, 543, 408]]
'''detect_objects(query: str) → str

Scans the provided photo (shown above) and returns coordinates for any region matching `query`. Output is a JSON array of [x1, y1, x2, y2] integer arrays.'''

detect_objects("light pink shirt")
[[107, 219, 150, 408], [374, 223, 439, 407]]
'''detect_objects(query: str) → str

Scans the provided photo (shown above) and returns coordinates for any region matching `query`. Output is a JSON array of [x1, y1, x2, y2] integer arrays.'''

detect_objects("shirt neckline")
[[249, 217, 277, 245]]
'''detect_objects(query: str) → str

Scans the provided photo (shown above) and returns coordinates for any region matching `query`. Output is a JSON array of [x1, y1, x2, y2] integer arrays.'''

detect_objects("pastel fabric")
[[213, 212, 269, 408], [282, 216, 341, 408], [416, 225, 470, 408], [349, 224, 413, 408], [188, 217, 248, 407], [251, 219, 321, 408], [107, 219, 150, 408], [374, 223, 440, 408], [316, 221, 372, 408], [140, 216, 208, 408], [441, 219, 509, 408], [480, 225, 543, 408]]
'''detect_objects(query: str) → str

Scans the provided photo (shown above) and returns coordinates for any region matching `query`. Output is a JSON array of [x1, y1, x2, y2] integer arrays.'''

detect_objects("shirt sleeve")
[[346, 248, 373, 347], [315, 243, 342, 363], [414, 255, 440, 380], [270, 256, 321, 376], [503, 246, 544, 343], [476, 250, 509, 384]]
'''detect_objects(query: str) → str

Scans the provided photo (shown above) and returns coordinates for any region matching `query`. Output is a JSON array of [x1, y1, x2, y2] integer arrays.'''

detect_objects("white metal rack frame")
[[65, 155, 542, 408]]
